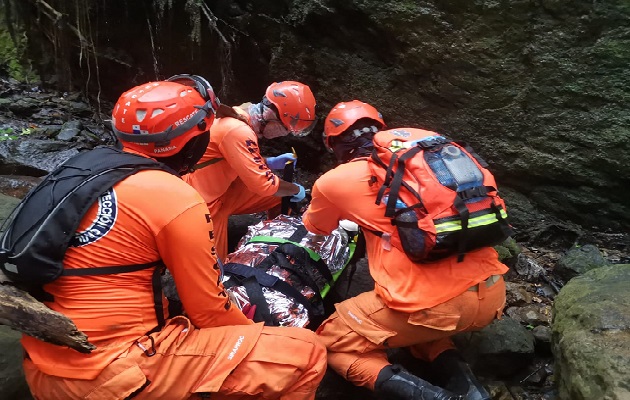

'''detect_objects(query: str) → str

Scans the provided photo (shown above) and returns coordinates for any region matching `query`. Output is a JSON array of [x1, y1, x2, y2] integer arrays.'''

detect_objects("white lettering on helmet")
[[153, 145, 176, 154], [174, 110, 197, 127]]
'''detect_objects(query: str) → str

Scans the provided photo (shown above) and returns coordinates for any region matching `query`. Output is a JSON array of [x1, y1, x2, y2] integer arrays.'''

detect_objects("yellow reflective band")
[[435, 209, 508, 234], [389, 140, 415, 152]]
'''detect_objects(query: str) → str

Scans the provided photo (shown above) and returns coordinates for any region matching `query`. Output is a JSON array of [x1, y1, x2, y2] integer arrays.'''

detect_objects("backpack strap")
[[385, 146, 423, 218], [223, 261, 319, 326], [61, 261, 163, 277], [189, 157, 224, 172], [246, 237, 333, 283], [62, 260, 167, 331]]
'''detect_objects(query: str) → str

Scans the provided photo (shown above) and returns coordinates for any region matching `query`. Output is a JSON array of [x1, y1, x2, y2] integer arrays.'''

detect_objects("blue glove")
[[266, 152, 297, 170], [290, 184, 306, 202]]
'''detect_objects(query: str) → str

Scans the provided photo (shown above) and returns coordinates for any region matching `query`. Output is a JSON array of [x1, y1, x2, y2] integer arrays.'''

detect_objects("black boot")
[[374, 364, 464, 400], [432, 350, 491, 400]]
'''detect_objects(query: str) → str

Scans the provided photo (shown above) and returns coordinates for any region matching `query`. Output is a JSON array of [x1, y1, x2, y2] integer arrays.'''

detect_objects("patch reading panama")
[[70, 189, 118, 247]]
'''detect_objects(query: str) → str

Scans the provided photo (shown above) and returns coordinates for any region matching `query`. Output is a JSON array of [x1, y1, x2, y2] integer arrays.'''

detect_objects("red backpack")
[[367, 128, 513, 262]]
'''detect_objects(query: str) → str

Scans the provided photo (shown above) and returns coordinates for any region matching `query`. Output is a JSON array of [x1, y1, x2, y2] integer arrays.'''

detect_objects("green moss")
[[0, 25, 38, 82], [494, 237, 521, 262], [595, 37, 630, 63]]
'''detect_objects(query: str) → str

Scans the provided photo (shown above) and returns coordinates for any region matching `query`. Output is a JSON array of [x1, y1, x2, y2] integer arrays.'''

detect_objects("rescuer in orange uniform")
[[183, 79, 317, 260], [302, 101, 508, 400], [21, 77, 327, 400]]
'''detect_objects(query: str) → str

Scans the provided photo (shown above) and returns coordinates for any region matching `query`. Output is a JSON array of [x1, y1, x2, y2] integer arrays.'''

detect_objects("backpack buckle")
[[416, 136, 449, 149], [457, 186, 488, 201]]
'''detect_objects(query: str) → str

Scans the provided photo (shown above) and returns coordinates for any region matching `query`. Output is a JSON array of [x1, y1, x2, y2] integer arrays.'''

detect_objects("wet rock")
[[0, 326, 31, 400], [486, 381, 515, 399], [30, 108, 65, 124], [0, 193, 20, 226], [453, 317, 536, 378], [552, 264, 630, 400], [57, 121, 83, 141], [554, 244, 608, 282], [505, 281, 533, 306], [7, 98, 39, 115], [518, 360, 553, 386], [532, 325, 553, 355], [514, 253, 546, 281], [0, 139, 80, 174], [0, 176, 40, 200], [532, 325, 552, 344], [506, 304, 553, 327], [535, 283, 557, 299]]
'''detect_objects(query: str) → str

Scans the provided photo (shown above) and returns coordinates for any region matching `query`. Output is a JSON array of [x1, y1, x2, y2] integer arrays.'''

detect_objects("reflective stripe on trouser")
[[24, 317, 326, 400], [209, 177, 281, 260], [315, 277, 506, 390]]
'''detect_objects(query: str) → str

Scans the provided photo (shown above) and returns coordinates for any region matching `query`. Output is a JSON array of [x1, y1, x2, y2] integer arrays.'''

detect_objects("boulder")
[[552, 264, 630, 400], [453, 317, 536, 378], [0, 326, 31, 400], [554, 243, 608, 282]]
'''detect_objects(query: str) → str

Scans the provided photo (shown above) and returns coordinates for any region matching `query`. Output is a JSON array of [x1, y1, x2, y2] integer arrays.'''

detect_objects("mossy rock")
[[552, 264, 630, 400]]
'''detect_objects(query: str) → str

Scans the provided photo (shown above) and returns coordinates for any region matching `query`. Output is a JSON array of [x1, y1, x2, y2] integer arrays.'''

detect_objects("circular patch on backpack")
[[70, 189, 118, 247]]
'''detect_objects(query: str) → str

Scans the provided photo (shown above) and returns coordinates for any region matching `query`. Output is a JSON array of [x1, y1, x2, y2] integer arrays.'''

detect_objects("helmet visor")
[[290, 118, 317, 137]]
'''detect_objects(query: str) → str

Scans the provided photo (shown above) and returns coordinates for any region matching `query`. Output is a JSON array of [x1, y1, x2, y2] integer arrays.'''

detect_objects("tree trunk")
[[0, 272, 95, 353]]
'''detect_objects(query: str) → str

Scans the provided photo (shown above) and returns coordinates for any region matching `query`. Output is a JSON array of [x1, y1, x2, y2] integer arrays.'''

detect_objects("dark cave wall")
[[3, 0, 630, 231]]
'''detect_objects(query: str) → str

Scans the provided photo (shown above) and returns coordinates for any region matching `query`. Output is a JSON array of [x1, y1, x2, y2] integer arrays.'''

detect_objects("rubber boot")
[[374, 364, 464, 400], [432, 350, 491, 400]]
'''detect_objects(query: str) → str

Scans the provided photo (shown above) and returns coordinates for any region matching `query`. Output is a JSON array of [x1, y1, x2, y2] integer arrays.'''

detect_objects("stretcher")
[[223, 215, 357, 329]]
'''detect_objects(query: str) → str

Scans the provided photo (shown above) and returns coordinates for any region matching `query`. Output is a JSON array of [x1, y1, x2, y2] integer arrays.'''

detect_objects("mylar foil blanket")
[[224, 215, 351, 328]]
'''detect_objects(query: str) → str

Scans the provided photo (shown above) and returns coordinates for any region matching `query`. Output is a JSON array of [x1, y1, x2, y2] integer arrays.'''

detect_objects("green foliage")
[[0, 127, 33, 141], [0, 18, 37, 82]]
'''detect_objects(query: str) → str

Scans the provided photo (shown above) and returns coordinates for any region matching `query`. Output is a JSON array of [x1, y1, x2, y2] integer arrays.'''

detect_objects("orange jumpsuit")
[[183, 108, 282, 260], [302, 158, 508, 390], [22, 151, 326, 400]]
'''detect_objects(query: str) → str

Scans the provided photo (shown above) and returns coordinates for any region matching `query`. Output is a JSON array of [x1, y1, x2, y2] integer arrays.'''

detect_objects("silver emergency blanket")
[[224, 215, 351, 328]]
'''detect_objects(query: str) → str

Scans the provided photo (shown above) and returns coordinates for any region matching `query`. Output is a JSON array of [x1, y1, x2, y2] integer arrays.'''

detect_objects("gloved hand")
[[266, 152, 297, 170], [290, 184, 306, 202]]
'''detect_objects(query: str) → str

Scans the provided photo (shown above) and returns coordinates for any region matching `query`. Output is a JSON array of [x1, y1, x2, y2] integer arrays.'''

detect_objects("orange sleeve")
[[218, 125, 279, 197], [156, 202, 252, 328], [302, 179, 343, 235]]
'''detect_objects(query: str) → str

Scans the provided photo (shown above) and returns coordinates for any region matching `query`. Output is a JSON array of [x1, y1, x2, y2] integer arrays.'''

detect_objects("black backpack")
[[0, 146, 176, 288]]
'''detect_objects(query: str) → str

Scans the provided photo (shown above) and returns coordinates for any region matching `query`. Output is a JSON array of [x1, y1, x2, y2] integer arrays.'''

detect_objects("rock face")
[[8, 0, 630, 232], [552, 264, 630, 400], [0, 326, 31, 400]]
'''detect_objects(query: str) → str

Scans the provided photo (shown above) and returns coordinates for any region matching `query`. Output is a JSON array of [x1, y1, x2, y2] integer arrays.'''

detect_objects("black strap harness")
[[223, 226, 335, 329]]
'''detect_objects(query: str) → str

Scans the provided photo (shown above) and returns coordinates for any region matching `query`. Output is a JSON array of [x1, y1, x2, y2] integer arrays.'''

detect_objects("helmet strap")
[[332, 134, 374, 164], [159, 131, 210, 175]]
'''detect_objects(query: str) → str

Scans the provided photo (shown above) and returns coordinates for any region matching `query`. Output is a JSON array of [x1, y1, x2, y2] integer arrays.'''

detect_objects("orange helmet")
[[264, 81, 316, 137], [112, 77, 218, 157], [323, 100, 385, 152]]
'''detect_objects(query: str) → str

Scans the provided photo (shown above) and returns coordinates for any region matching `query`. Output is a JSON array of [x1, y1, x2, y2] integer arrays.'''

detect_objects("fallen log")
[[0, 271, 95, 353]]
